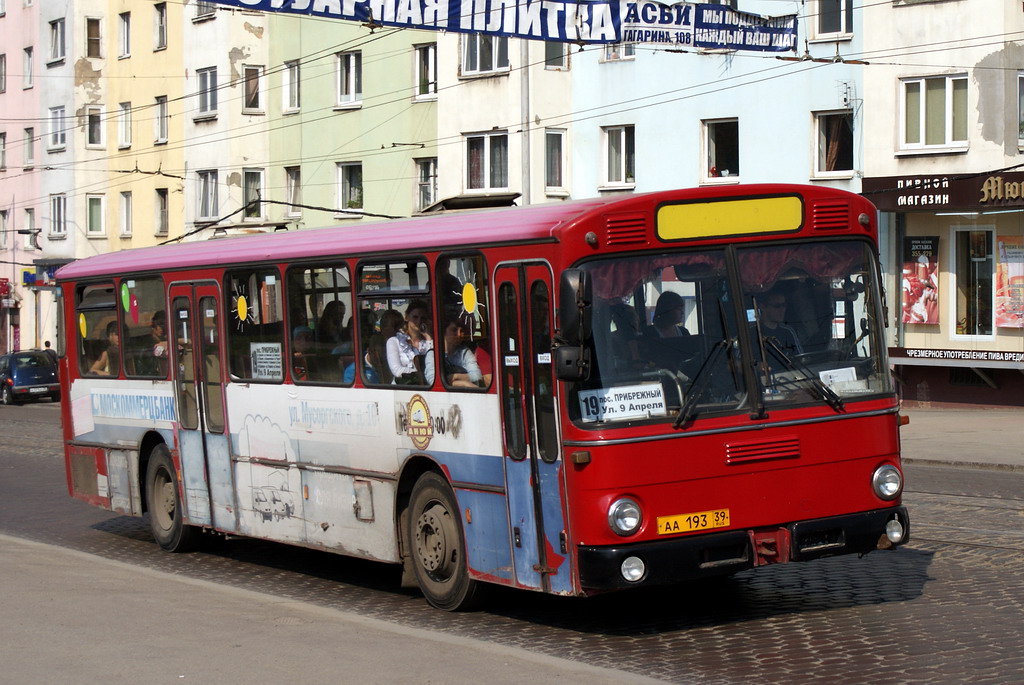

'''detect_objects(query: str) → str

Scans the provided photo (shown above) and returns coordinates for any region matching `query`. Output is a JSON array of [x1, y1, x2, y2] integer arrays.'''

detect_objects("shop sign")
[[890, 347, 1024, 367], [863, 172, 1024, 212], [901, 237, 938, 324]]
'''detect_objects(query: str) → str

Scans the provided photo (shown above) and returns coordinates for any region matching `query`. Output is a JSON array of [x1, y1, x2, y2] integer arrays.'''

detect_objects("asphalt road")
[[2, 401, 1024, 684]]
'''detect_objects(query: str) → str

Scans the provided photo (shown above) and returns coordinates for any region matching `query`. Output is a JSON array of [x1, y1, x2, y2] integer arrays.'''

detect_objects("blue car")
[[0, 351, 61, 405]]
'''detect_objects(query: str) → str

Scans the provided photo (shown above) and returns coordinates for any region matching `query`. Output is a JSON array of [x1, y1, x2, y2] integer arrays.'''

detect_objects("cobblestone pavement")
[[3, 404, 1024, 683]]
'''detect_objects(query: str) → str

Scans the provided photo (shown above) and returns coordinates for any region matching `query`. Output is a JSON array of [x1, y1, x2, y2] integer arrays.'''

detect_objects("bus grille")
[[810, 200, 850, 230], [605, 213, 647, 244], [725, 436, 801, 464]]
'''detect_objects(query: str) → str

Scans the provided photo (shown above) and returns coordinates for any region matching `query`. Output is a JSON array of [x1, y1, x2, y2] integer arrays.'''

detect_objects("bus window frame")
[[435, 251, 490, 392], [285, 261, 356, 387], [75, 280, 121, 378], [224, 266, 286, 384]]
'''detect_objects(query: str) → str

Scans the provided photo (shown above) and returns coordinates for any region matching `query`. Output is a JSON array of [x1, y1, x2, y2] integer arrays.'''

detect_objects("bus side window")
[[226, 269, 284, 382], [120, 277, 168, 378], [76, 282, 120, 377], [285, 264, 354, 384], [437, 254, 489, 390], [356, 259, 431, 387]]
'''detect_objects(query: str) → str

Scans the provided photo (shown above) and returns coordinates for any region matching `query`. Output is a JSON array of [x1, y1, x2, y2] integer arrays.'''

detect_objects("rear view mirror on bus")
[[555, 345, 591, 382], [559, 269, 592, 345]]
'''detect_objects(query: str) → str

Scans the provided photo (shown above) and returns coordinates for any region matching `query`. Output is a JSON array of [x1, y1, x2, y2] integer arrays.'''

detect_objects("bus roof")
[[56, 195, 623, 282]]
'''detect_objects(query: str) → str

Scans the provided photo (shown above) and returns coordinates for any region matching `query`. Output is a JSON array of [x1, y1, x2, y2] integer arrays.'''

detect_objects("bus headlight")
[[608, 498, 642, 536], [872, 465, 902, 501]]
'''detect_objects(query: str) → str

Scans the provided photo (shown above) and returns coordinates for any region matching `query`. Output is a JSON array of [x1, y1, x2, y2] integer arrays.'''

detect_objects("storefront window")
[[954, 228, 994, 336]]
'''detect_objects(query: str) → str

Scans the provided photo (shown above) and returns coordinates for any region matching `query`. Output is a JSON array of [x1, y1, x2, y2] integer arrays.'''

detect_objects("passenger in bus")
[[610, 302, 642, 368], [647, 291, 691, 338], [387, 299, 434, 385], [442, 317, 483, 388], [89, 321, 121, 376], [291, 325, 315, 381], [363, 309, 403, 384], [317, 300, 351, 354], [755, 290, 804, 356], [473, 339, 493, 387]]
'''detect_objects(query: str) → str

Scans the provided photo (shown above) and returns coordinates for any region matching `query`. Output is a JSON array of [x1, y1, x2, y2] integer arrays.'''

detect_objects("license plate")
[[29, 387, 47, 394], [657, 508, 730, 535]]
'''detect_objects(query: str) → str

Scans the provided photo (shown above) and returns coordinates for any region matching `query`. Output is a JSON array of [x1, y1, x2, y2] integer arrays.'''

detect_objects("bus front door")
[[495, 263, 571, 594], [169, 283, 234, 532]]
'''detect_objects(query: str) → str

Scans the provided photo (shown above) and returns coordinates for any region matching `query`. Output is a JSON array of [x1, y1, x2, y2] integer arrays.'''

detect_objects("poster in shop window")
[[902, 237, 939, 324], [996, 237, 1024, 328]]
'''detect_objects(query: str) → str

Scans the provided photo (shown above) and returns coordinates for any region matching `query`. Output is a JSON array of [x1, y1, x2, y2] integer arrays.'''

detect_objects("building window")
[[815, 0, 853, 38], [154, 3, 167, 50], [545, 129, 565, 190], [118, 13, 131, 58], [815, 111, 853, 176], [544, 42, 568, 70], [415, 43, 436, 99], [86, 195, 105, 236], [196, 1, 216, 19], [50, 194, 67, 236], [415, 157, 437, 210], [336, 51, 362, 106], [197, 170, 218, 219], [603, 125, 635, 185], [0, 53, 5, 93], [337, 162, 363, 210], [86, 18, 102, 58], [23, 128, 34, 167], [120, 192, 133, 236], [0, 132, 5, 170], [154, 96, 168, 143], [23, 47, 33, 88], [0, 211, 8, 250], [118, 102, 132, 148], [953, 229, 994, 337], [23, 209, 37, 249], [155, 188, 169, 235], [243, 65, 262, 111], [902, 75, 968, 150], [466, 132, 508, 190], [285, 166, 301, 216], [85, 105, 104, 147], [243, 168, 264, 220], [1017, 73, 1024, 144], [704, 118, 739, 179], [603, 43, 635, 61], [283, 60, 300, 111], [49, 18, 66, 63], [48, 107, 67, 149], [462, 34, 509, 76], [197, 67, 217, 115]]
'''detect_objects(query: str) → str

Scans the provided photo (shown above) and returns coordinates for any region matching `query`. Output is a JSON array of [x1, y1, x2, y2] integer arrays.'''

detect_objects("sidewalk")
[[0, 534, 660, 685], [899, 406, 1024, 471]]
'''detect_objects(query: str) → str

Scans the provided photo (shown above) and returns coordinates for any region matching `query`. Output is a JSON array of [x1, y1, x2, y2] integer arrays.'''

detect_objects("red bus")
[[57, 184, 909, 610]]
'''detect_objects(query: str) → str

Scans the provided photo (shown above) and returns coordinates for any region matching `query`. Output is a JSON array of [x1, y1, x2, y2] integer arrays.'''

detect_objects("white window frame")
[[602, 43, 635, 62], [154, 96, 168, 143], [49, 194, 67, 236], [243, 65, 263, 113], [197, 170, 218, 220], [702, 118, 739, 183], [0, 210, 8, 251], [86, 18, 102, 59], [544, 42, 568, 70], [0, 53, 6, 93], [336, 51, 362, 107], [950, 226, 996, 341], [415, 157, 437, 211], [197, 67, 218, 117], [336, 162, 363, 212], [23, 208, 37, 249], [155, 188, 169, 235], [48, 106, 67, 150], [283, 60, 300, 112], [243, 168, 264, 220], [120, 191, 133, 236], [544, 128, 566, 192], [154, 3, 167, 51], [900, 74, 968, 152], [465, 132, 509, 191], [85, 105, 104, 147], [117, 102, 132, 148], [602, 124, 635, 187], [461, 34, 509, 76], [49, 18, 66, 63], [195, 1, 216, 20], [23, 47, 33, 88], [285, 166, 301, 217], [813, 110, 855, 178], [23, 127, 34, 167], [86, 194, 105, 236], [118, 12, 131, 58], [1017, 72, 1024, 146], [414, 44, 437, 100], [812, 0, 853, 41], [0, 131, 6, 170]]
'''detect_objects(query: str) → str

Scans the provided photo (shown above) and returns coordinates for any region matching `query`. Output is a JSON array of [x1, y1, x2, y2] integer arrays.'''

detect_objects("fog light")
[[620, 556, 646, 582], [885, 518, 905, 544]]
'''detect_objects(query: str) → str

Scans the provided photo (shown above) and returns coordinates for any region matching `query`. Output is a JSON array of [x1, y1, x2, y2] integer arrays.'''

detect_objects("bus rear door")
[[495, 263, 571, 594], [168, 282, 235, 532]]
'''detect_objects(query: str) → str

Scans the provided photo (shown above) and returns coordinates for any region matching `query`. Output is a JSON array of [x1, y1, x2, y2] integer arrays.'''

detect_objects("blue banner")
[[204, 1, 797, 50]]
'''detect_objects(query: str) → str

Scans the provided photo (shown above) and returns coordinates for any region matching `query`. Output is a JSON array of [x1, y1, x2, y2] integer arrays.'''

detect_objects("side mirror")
[[559, 269, 592, 345], [554, 345, 591, 382]]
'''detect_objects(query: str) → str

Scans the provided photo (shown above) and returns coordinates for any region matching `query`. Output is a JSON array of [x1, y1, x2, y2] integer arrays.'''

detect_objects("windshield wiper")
[[674, 338, 731, 428], [762, 337, 845, 412]]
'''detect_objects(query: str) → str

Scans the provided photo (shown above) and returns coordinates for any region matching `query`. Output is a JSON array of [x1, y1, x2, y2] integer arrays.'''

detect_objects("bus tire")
[[145, 445, 198, 552], [408, 472, 482, 611]]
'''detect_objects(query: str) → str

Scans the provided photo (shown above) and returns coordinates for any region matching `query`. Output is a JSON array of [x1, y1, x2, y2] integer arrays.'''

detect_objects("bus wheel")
[[145, 445, 198, 552], [408, 472, 482, 611]]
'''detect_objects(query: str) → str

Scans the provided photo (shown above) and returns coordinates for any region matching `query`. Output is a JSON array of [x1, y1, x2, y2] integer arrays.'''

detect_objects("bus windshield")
[[572, 239, 891, 426]]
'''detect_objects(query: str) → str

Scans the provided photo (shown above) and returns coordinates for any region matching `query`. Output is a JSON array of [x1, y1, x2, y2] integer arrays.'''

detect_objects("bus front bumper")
[[577, 506, 910, 591]]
